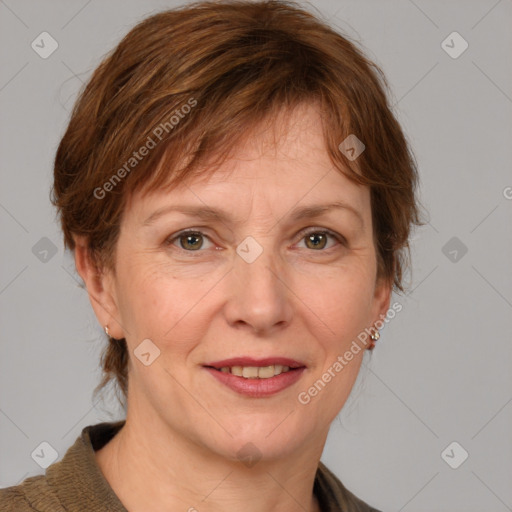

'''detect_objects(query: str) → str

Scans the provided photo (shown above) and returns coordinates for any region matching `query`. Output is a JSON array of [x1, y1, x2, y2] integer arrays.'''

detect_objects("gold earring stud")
[[368, 327, 380, 350]]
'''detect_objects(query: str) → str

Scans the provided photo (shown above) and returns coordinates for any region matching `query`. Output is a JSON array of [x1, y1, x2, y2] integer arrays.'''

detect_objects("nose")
[[223, 241, 293, 335]]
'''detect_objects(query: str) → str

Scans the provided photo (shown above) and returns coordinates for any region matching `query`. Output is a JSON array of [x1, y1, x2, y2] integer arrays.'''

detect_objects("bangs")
[[123, 94, 368, 205]]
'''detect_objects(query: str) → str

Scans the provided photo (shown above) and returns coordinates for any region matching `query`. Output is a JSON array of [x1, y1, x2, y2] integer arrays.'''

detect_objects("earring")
[[104, 325, 110, 337], [368, 327, 380, 351]]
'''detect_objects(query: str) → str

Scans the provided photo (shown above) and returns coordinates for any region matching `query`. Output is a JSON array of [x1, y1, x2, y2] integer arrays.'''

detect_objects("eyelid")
[[166, 228, 215, 252], [296, 226, 346, 249], [166, 226, 346, 252]]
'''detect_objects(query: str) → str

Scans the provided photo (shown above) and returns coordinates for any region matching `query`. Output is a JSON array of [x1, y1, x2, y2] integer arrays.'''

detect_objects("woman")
[[0, 1, 421, 510]]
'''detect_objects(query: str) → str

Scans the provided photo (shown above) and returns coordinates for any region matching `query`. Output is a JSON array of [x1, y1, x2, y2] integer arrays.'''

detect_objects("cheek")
[[303, 261, 376, 333], [116, 263, 212, 355], [115, 245, 377, 352], [298, 269, 372, 416], [115, 264, 178, 338]]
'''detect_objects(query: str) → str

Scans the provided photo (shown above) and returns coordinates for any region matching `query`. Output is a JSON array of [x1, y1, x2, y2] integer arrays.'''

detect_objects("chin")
[[202, 415, 314, 463]]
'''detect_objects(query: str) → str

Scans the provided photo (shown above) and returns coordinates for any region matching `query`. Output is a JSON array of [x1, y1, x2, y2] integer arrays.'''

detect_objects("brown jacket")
[[0, 421, 381, 511]]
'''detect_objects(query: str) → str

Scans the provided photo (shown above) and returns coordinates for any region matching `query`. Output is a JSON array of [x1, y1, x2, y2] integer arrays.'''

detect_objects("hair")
[[51, 0, 423, 405]]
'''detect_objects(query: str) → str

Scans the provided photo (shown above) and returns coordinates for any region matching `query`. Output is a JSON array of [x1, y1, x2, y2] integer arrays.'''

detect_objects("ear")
[[73, 235, 124, 340], [371, 275, 392, 326]]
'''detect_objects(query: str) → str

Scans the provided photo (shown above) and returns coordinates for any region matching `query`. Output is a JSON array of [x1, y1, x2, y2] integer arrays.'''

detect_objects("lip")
[[205, 357, 306, 369], [203, 357, 307, 398], [204, 366, 306, 398]]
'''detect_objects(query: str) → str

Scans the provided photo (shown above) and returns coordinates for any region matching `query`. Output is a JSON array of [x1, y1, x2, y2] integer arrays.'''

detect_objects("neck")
[[95, 402, 325, 512]]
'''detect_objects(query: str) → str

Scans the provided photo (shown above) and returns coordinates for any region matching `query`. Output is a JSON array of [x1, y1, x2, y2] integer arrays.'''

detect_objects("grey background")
[[1, 1, 511, 510]]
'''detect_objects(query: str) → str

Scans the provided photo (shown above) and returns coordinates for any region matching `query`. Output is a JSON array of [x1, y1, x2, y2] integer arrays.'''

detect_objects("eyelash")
[[165, 227, 346, 255]]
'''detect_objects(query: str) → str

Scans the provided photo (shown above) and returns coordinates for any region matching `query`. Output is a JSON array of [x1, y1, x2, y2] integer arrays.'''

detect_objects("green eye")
[[179, 232, 204, 250], [299, 228, 343, 251], [168, 230, 213, 251], [304, 232, 328, 250], [166, 227, 344, 255]]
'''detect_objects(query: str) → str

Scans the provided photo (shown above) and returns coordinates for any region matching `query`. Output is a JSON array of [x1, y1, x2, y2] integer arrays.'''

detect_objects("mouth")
[[205, 357, 306, 378], [203, 357, 307, 397]]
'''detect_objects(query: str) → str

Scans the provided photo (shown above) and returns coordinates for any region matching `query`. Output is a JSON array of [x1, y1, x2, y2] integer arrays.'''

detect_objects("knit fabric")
[[0, 421, 381, 511]]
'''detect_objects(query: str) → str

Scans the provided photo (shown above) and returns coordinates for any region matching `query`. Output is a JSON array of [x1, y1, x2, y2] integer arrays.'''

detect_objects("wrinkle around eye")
[[163, 227, 350, 258]]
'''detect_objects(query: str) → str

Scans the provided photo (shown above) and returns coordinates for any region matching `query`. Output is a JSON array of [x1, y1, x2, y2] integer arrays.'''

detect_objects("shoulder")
[[316, 461, 382, 512], [0, 474, 65, 512], [0, 420, 126, 512]]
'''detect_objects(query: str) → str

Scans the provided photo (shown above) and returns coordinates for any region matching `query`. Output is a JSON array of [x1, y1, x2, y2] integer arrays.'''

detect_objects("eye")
[[296, 228, 344, 251], [167, 229, 214, 251], [165, 227, 345, 254]]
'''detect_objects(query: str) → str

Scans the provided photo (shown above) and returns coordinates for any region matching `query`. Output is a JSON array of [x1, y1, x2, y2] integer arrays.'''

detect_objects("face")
[[91, 103, 390, 461]]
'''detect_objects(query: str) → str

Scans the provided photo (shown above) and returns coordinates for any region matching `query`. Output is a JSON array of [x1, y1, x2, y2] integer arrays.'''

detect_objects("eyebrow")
[[142, 200, 364, 228]]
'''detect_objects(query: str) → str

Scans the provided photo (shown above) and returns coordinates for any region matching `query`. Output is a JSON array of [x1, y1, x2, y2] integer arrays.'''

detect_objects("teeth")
[[242, 366, 259, 378], [231, 366, 243, 376], [257, 365, 275, 379], [218, 365, 294, 379]]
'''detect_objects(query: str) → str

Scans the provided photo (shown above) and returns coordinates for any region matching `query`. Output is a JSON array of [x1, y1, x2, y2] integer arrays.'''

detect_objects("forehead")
[[124, 103, 370, 224]]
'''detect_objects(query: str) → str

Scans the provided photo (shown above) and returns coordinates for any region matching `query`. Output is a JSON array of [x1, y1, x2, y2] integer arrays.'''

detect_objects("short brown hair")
[[51, 0, 422, 404]]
